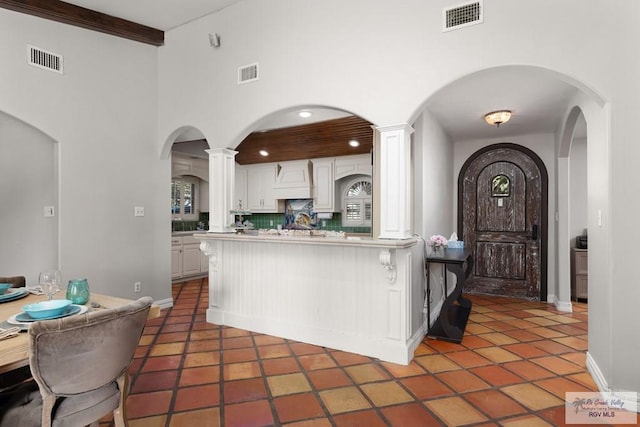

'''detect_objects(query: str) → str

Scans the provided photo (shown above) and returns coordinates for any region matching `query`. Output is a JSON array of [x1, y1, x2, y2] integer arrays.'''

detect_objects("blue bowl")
[[0, 283, 11, 295], [23, 299, 72, 319]]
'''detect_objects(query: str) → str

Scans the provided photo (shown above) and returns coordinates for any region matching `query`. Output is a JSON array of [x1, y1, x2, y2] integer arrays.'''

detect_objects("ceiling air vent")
[[238, 62, 259, 84], [27, 45, 63, 74], [443, 1, 483, 32]]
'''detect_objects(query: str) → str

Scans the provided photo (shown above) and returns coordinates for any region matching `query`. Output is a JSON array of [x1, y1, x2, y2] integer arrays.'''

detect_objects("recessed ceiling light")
[[298, 111, 312, 118], [348, 140, 360, 147], [259, 150, 269, 156]]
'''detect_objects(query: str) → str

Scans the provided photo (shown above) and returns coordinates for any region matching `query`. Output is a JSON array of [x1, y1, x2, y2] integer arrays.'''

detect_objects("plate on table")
[[0, 288, 29, 303], [8, 304, 88, 325]]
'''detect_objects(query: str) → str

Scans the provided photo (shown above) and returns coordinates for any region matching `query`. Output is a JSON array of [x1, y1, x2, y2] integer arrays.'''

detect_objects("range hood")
[[272, 160, 314, 199]]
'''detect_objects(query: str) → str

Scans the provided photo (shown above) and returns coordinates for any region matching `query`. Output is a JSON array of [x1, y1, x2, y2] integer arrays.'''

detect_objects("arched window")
[[342, 177, 372, 227]]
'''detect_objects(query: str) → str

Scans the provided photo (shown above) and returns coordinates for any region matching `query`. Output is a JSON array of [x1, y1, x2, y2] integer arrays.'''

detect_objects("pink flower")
[[428, 235, 448, 248]]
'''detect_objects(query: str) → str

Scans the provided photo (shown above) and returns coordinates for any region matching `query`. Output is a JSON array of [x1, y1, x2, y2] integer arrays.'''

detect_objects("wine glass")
[[39, 270, 61, 300]]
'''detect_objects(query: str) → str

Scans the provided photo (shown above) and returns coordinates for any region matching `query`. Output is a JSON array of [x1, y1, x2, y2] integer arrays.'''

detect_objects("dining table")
[[0, 289, 161, 375]]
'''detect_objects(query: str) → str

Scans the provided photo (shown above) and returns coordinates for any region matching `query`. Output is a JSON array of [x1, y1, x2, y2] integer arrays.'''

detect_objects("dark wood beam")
[[0, 0, 164, 46]]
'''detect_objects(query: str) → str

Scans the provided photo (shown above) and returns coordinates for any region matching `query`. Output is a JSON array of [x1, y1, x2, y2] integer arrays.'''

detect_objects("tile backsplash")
[[172, 212, 371, 235], [248, 213, 371, 234], [172, 212, 209, 232]]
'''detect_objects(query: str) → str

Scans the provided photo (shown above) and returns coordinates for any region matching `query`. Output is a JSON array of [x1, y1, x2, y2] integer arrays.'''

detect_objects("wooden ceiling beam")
[[0, 0, 164, 46]]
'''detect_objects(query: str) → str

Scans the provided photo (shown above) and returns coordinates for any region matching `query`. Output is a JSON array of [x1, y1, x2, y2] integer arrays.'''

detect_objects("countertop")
[[172, 230, 205, 236], [194, 231, 417, 249]]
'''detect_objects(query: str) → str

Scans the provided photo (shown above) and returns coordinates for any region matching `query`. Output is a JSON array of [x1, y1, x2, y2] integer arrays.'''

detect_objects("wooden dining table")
[[0, 290, 160, 375]]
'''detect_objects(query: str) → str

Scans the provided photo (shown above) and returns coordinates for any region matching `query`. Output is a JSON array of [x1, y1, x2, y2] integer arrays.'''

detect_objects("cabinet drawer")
[[171, 237, 182, 246], [574, 251, 588, 275], [575, 275, 588, 299], [182, 235, 199, 245]]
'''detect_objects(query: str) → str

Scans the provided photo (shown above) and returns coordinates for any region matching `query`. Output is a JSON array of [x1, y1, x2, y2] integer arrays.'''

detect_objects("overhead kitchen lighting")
[[484, 110, 512, 127], [348, 139, 360, 147], [259, 150, 269, 156], [298, 111, 312, 118]]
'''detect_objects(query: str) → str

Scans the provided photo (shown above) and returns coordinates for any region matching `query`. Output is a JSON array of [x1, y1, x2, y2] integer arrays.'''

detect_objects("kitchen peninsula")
[[195, 232, 426, 364]]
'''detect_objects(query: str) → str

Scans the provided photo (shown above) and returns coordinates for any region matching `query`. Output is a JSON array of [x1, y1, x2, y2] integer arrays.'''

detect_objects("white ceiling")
[[60, 2, 584, 144], [426, 67, 581, 141]]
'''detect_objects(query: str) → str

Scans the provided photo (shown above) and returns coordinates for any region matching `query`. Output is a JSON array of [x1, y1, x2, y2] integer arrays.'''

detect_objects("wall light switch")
[[44, 206, 54, 217], [134, 206, 145, 217]]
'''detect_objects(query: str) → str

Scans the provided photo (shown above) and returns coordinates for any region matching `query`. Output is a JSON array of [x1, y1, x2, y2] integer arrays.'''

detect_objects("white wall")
[[0, 113, 57, 282], [412, 110, 454, 320], [0, 9, 171, 302], [569, 138, 588, 244]]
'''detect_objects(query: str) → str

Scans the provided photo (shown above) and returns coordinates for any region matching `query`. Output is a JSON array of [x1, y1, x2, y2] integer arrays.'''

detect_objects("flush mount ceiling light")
[[484, 110, 512, 127], [348, 140, 360, 147], [298, 111, 312, 118], [259, 150, 269, 157]]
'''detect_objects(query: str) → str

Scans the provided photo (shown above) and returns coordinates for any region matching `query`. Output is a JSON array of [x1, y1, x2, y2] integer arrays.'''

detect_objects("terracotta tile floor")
[[98, 278, 640, 426]]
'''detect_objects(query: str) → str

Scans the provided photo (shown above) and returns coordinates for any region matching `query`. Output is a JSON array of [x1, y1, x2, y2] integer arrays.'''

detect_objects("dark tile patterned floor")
[[98, 278, 639, 426]]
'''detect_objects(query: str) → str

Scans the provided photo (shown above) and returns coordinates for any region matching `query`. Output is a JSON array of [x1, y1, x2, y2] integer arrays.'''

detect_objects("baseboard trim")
[[549, 294, 572, 312], [154, 297, 173, 309], [586, 351, 639, 412]]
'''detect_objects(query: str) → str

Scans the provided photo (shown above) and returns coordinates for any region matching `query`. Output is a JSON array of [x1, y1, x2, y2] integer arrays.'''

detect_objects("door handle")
[[531, 224, 538, 240]]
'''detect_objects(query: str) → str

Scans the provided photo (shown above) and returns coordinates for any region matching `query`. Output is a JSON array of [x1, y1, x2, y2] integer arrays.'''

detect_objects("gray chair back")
[[28, 296, 153, 426]]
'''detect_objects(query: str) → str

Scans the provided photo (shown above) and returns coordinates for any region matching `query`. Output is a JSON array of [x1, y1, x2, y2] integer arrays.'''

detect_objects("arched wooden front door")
[[458, 143, 548, 300]]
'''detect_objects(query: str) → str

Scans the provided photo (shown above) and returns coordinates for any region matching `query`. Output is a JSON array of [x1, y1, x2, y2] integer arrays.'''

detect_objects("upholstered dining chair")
[[0, 296, 153, 427], [0, 276, 26, 288]]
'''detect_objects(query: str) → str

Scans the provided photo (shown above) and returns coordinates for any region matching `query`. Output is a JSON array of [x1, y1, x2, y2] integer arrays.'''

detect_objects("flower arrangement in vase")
[[428, 235, 448, 253]]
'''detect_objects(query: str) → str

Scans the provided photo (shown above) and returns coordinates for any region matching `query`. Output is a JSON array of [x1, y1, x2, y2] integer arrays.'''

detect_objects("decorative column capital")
[[374, 123, 415, 135], [206, 147, 238, 157]]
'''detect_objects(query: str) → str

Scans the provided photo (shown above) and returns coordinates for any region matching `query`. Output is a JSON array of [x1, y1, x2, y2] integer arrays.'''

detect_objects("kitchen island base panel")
[[197, 234, 425, 365], [207, 309, 429, 365]]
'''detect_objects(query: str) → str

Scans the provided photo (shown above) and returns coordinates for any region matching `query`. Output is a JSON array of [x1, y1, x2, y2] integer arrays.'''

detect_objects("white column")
[[207, 148, 237, 233], [375, 124, 414, 239]]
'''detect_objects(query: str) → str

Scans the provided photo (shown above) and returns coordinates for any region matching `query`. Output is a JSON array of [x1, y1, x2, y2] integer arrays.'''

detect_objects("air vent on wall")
[[27, 45, 63, 74], [238, 62, 259, 84], [443, 1, 483, 32]]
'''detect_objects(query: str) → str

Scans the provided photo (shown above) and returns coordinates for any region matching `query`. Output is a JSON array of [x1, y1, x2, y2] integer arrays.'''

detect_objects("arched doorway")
[[458, 143, 548, 300]]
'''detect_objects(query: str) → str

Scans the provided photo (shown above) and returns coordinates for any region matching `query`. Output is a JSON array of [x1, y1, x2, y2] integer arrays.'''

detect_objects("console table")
[[426, 248, 473, 343]]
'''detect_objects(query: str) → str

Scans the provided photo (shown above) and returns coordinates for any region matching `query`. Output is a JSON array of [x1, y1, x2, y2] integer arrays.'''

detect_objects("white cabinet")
[[182, 242, 202, 277], [247, 163, 280, 212], [172, 235, 207, 280], [334, 154, 372, 180], [234, 165, 248, 210], [312, 158, 336, 212], [172, 154, 208, 181], [171, 237, 183, 279]]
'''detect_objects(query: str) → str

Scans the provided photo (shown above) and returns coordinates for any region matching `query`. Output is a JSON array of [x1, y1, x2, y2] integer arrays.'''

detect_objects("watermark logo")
[[566, 392, 637, 424]]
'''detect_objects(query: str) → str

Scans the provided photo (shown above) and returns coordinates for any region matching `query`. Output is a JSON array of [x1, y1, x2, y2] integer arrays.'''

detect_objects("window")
[[171, 177, 199, 220], [342, 177, 372, 227]]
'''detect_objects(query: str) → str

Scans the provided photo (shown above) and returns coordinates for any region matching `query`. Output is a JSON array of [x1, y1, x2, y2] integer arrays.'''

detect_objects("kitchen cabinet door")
[[312, 158, 335, 212], [247, 163, 279, 212], [171, 245, 182, 279], [182, 244, 202, 277]]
